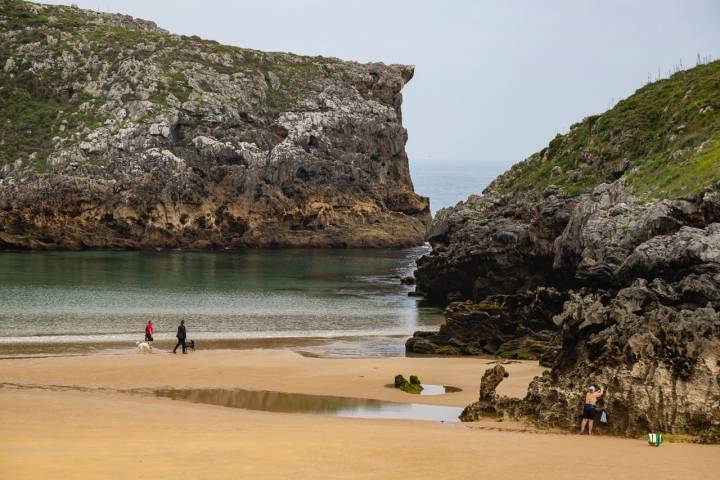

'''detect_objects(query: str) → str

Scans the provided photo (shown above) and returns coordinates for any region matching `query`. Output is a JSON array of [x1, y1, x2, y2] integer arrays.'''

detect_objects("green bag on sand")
[[647, 433, 663, 446]]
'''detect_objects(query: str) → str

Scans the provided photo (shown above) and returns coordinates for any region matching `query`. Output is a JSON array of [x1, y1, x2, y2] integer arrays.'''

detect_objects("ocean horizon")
[[411, 160, 507, 214]]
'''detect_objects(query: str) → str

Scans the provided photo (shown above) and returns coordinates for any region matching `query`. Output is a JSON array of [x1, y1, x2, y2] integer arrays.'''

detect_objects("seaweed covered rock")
[[394, 374, 423, 394]]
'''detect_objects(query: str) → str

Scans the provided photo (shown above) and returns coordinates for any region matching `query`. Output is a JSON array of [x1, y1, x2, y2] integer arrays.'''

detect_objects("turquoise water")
[[0, 161, 496, 354], [0, 248, 442, 348]]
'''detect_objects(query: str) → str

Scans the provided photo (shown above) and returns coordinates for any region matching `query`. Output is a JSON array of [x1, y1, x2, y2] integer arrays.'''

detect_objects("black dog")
[[184, 340, 196, 352]]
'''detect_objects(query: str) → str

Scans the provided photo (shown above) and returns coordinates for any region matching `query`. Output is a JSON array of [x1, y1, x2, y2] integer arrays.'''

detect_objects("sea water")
[[0, 248, 442, 354], [410, 160, 506, 214], [0, 161, 501, 356]]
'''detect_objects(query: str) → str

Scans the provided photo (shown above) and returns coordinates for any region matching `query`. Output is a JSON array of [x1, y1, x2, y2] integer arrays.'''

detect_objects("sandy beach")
[[1, 349, 718, 479]]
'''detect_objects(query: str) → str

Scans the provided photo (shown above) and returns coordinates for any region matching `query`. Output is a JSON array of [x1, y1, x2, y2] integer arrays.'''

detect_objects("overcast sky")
[[44, 0, 720, 170]]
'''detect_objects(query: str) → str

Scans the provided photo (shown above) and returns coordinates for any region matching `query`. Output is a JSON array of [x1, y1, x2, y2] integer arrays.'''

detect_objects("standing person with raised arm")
[[580, 385, 604, 435]]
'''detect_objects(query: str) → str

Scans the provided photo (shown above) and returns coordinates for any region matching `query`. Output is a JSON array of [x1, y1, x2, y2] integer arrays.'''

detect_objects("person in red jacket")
[[144, 321, 154, 342]]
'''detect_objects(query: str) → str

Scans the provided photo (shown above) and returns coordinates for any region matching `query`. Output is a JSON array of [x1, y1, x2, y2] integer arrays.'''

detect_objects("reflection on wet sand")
[[0, 336, 331, 359], [155, 388, 463, 422], [382, 384, 464, 396], [420, 384, 462, 396], [0, 334, 436, 359]]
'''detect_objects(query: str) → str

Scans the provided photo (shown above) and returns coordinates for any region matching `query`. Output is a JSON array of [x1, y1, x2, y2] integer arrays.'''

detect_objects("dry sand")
[[1, 349, 718, 479]]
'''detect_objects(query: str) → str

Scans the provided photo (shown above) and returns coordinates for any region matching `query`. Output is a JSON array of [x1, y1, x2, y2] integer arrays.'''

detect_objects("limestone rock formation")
[[523, 271, 720, 442], [409, 59, 720, 442], [0, 1, 429, 249], [459, 263, 720, 441], [416, 190, 574, 304], [420, 183, 720, 441], [406, 288, 565, 360], [477, 365, 509, 401], [459, 365, 508, 420]]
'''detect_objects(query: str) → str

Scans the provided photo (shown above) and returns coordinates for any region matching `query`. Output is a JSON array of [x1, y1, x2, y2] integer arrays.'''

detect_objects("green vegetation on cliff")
[[489, 60, 720, 201], [0, 0, 336, 168], [0, 0, 427, 251]]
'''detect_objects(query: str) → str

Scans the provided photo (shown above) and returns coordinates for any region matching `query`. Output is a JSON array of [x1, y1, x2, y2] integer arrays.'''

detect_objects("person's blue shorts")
[[582, 404, 596, 420]]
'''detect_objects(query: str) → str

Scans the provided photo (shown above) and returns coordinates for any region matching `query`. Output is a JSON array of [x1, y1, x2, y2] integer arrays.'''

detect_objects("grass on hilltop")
[[491, 60, 720, 201]]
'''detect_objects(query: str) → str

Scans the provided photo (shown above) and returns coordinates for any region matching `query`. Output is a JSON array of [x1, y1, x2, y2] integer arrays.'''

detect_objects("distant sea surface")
[[410, 160, 507, 213]]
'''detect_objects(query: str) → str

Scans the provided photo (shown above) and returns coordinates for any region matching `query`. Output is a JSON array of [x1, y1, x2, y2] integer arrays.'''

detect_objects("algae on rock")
[[394, 374, 423, 394]]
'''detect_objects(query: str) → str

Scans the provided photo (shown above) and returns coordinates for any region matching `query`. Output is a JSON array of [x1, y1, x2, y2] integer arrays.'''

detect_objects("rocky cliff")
[[408, 60, 720, 441], [0, 0, 430, 249]]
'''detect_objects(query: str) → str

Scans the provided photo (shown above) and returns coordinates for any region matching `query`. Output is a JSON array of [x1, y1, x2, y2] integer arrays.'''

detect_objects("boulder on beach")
[[459, 365, 508, 421], [394, 374, 423, 394]]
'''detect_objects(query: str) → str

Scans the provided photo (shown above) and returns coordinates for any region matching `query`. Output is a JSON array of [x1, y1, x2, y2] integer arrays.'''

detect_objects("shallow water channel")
[[154, 387, 464, 423]]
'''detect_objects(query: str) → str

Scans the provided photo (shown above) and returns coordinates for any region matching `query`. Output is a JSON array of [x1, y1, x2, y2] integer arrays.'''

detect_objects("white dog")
[[135, 341, 153, 354]]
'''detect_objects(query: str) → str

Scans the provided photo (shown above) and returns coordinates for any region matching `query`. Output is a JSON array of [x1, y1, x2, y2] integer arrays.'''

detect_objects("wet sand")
[[0, 334, 424, 359], [0, 336, 334, 359], [1, 350, 718, 479]]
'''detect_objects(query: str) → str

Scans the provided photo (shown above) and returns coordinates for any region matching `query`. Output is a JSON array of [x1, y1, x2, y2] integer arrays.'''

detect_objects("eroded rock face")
[[552, 182, 708, 285], [521, 225, 720, 441], [406, 288, 566, 360], [460, 365, 510, 422], [521, 276, 720, 442], [0, 2, 429, 249], [459, 365, 508, 420], [415, 190, 574, 304], [409, 56, 720, 441], [411, 180, 720, 441]]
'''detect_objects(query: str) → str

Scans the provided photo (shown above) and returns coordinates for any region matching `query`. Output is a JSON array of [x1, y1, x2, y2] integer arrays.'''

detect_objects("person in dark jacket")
[[173, 320, 187, 354]]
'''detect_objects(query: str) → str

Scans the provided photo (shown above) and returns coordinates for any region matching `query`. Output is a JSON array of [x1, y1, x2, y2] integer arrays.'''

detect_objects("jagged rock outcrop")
[[459, 365, 509, 420], [460, 263, 720, 441], [406, 287, 565, 360], [409, 59, 720, 441], [417, 182, 720, 441], [0, 1, 429, 249], [416, 189, 574, 304], [522, 270, 720, 442], [546, 225, 720, 440]]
